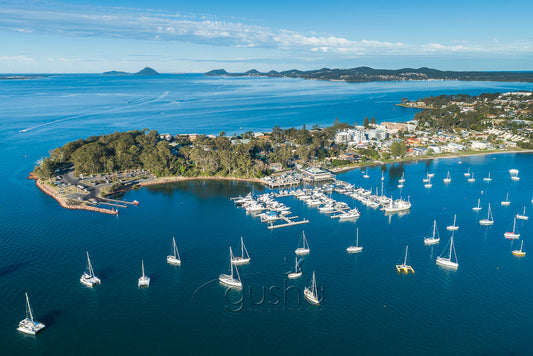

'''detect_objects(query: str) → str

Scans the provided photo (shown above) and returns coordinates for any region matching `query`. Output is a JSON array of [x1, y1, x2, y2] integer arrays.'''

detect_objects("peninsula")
[[102, 67, 159, 76], [32, 90, 533, 214], [205, 67, 533, 83]]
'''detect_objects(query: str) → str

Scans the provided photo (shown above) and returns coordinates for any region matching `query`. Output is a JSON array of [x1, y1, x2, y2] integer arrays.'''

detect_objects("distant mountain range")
[[102, 67, 159, 76], [204, 67, 533, 83]]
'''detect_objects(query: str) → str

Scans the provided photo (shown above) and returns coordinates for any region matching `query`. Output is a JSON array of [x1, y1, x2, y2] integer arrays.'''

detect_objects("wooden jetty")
[[267, 216, 309, 229]]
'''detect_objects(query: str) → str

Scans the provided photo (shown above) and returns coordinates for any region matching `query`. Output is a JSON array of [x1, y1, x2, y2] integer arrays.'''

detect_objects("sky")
[[1, 0, 533, 73]]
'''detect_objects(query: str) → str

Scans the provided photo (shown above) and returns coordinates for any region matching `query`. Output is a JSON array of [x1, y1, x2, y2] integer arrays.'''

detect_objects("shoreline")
[[35, 179, 118, 215], [34, 149, 532, 214], [330, 149, 533, 174]]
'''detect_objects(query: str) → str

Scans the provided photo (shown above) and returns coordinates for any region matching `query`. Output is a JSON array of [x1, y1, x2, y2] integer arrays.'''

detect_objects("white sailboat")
[[363, 168, 369, 179], [436, 235, 459, 269], [501, 193, 510, 206], [219, 247, 242, 288], [396, 245, 414, 273], [464, 168, 471, 177], [381, 172, 385, 181], [446, 214, 459, 231], [504, 218, 520, 239], [424, 219, 440, 245], [479, 203, 494, 225], [516, 206, 528, 221], [398, 173, 406, 184], [509, 169, 520, 181], [346, 228, 363, 253], [231, 236, 251, 265], [467, 172, 475, 183], [427, 172, 435, 178], [287, 257, 302, 279], [472, 198, 482, 211], [295, 231, 310, 256], [483, 172, 492, 182], [422, 173, 431, 183], [443, 171, 451, 184], [167, 237, 182, 266], [304, 271, 320, 305], [80, 252, 101, 287], [512, 241, 526, 257], [138, 260, 150, 288], [17, 293, 45, 335], [424, 176, 432, 188]]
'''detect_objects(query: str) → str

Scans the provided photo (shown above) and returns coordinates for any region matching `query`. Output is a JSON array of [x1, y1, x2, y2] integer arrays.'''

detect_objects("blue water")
[[0, 75, 532, 355]]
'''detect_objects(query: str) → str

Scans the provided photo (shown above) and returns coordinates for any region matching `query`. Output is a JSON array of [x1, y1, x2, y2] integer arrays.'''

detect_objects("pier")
[[267, 216, 309, 229]]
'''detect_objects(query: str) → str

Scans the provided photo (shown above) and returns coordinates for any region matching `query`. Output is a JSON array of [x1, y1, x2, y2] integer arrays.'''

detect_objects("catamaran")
[[512, 241, 526, 256], [287, 257, 303, 279], [446, 214, 459, 231], [504, 217, 520, 239], [398, 173, 406, 184], [479, 203, 494, 225], [483, 172, 492, 182], [80, 252, 101, 287], [231, 236, 251, 265], [17, 293, 45, 335], [501, 193, 510, 206], [347, 228, 363, 253], [467, 172, 475, 183], [516, 207, 528, 221], [138, 260, 150, 288], [167, 237, 182, 265], [424, 220, 440, 245], [219, 247, 242, 289], [436, 235, 459, 269], [443, 171, 451, 183], [295, 231, 310, 256], [396, 245, 414, 273], [304, 271, 320, 305], [464, 168, 471, 177], [472, 198, 482, 211]]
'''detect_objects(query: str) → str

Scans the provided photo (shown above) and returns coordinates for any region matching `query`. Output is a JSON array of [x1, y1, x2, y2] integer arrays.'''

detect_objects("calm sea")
[[0, 75, 532, 355]]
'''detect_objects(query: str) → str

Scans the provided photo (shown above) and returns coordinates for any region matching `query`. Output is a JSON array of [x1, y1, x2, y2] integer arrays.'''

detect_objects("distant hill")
[[204, 69, 229, 76], [102, 67, 159, 76], [204, 67, 533, 83], [102, 70, 129, 75], [134, 67, 159, 76]]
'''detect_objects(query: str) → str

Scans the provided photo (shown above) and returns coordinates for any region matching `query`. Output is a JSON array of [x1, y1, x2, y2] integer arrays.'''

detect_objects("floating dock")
[[267, 216, 309, 229]]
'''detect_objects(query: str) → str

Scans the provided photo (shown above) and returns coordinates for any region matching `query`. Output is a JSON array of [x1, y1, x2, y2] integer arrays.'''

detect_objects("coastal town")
[[32, 91, 532, 214]]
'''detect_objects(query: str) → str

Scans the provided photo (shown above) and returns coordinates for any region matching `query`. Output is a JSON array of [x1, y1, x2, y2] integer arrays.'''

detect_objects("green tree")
[[363, 117, 370, 128]]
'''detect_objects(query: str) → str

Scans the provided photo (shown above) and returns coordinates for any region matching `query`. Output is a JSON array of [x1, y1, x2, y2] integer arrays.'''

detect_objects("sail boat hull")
[[17, 319, 45, 335], [304, 288, 320, 305], [138, 276, 150, 288], [167, 255, 181, 265], [231, 257, 250, 265], [424, 237, 440, 245], [446, 226, 459, 231], [346, 246, 363, 253], [295, 248, 310, 256], [219, 274, 242, 288], [504, 232, 520, 239], [436, 257, 459, 269], [80, 272, 101, 287], [287, 271, 302, 279]]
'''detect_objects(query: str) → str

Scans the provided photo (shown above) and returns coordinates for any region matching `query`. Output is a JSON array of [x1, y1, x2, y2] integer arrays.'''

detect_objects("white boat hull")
[[17, 319, 45, 335], [504, 232, 520, 239], [138, 276, 150, 288], [501, 201, 510, 206], [436, 257, 458, 269], [80, 273, 101, 287], [424, 238, 440, 246], [346, 246, 363, 253], [472, 207, 482, 211], [231, 257, 250, 265], [287, 272, 302, 279], [295, 248, 310, 256], [511, 176, 520, 181], [443, 178, 451, 183], [479, 219, 494, 226], [516, 215, 528, 221], [304, 288, 320, 305], [446, 226, 459, 231], [167, 255, 181, 265], [219, 274, 242, 289]]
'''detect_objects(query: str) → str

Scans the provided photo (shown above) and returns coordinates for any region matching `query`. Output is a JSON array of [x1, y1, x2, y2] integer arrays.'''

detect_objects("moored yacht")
[[166, 237, 182, 265], [346, 228, 363, 253], [436, 235, 459, 269], [17, 293, 45, 335], [80, 252, 101, 288], [424, 220, 440, 245], [295, 231, 310, 256], [219, 247, 242, 289], [138, 260, 150, 288], [231, 236, 251, 265], [303, 271, 320, 305], [446, 214, 459, 231]]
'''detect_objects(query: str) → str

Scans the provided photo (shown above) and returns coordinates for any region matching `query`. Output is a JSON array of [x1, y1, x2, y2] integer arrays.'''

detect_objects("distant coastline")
[[204, 67, 533, 83]]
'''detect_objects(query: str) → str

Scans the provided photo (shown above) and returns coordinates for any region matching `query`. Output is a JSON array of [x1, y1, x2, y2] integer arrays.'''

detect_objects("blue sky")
[[1, 0, 532, 73]]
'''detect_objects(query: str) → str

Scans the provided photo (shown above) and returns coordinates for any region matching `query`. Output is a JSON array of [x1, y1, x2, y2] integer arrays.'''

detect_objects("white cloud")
[[0, 5, 531, 57], [0, 55, 34, 62]]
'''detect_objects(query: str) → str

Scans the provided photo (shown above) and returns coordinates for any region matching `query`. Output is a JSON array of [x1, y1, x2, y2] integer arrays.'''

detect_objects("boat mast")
[[404, 246, 408, 266], [449, 236, 454, 262], [141, 260, 145, 278], [87, 252, 94, 277], [356, 228, 359, 247], [432, 220, 436, 238], [25, 292, 34, 323]]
